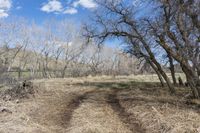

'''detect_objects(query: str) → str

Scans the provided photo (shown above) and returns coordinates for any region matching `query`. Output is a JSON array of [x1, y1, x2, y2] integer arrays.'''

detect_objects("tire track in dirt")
[[66, 88, 145, 133], [66, 89, 133, 133], [61, 90, 97, 128], [29, 88, 95, 132], [31, 84, 145, 132], [60, 93, 85, 127], [107, 89, 146, 133]]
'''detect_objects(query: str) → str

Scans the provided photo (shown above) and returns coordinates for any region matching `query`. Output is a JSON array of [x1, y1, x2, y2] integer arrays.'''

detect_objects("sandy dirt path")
[[0, 79, 144, 133], [66, 89, 144, 133]]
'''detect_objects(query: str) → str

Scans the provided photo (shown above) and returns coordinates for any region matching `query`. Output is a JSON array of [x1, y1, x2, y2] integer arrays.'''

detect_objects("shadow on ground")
[[76, 81, 162, 90], [75, 81, 200, 110]]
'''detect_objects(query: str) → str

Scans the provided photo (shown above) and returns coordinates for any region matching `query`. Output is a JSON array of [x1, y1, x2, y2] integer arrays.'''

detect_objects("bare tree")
[[147, 0, 200, 97], [83, 0, 176, 94]]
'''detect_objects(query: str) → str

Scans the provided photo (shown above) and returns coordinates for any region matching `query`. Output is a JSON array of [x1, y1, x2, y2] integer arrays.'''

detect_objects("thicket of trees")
[[0, 0, 199, 99], [0, 17, 140, 83], [84, 0, 200, 98]]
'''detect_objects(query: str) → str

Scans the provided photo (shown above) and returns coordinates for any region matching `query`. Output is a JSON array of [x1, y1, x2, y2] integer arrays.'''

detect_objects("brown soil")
[[108, 89, 145, 133]]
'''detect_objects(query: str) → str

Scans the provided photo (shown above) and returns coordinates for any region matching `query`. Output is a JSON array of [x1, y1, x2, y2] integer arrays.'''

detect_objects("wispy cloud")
[[0, 9, 8, 18], [41, 0, 63, 13], [0, 0, 12, 18], [16, 6, 22, 10], [64, 8, 78, 14], [73, 0, 97, 9]]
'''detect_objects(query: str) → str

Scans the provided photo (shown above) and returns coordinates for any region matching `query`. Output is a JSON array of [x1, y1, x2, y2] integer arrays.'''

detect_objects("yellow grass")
[[0, 75, 199, 133]]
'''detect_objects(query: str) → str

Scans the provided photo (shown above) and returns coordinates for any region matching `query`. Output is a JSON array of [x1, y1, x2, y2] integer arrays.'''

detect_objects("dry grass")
[[0, 79, 95, 133], [117, 84, 200, 133], [0, 75, 199, 133], [67, 89, 132, 133]]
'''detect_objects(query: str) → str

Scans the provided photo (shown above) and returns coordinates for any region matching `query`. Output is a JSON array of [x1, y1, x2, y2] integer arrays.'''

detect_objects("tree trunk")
[[62, 66, 67, 78], [197, 67, 200, 78], [142, 42, 175, 93], [168, 54, 177, 85], [157, 72, 165, 87], [181, 64, 200, 98], [178, 77, 184, 86], [148, 59, 165, 87], [18, 68, 22, 79], [151, 57, 175, 93], [138, 37, 175, 94], [157, 37, 200, 97], [159, 68, 175, 93]]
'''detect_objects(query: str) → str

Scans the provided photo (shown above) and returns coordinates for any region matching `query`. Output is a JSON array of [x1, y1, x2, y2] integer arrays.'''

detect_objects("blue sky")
[[0, 0, 97, 24], [0, 0, 151, 48], [0, 0, 150, 23]]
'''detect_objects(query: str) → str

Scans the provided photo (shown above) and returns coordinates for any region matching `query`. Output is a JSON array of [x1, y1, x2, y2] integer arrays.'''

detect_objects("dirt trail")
[[28, 88, 95, 132], [0, 80, 145, 133], [65, 89, 144, 133], [26, 88, 144, 133], [1, 78, 200, 133], [108, 90, 145, 133]]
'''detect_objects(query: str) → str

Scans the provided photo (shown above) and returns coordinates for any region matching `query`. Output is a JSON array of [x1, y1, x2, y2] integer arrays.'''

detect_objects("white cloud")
[[41, 0, 63, 13], [0, 0, 11, 9], [41, 0, 97, 15], [16, 6, 22, 10], [0, 9, 8, 18], [73, 0, 97, 9], [0, 0, 11, 18], [64, 8, 78, 14]]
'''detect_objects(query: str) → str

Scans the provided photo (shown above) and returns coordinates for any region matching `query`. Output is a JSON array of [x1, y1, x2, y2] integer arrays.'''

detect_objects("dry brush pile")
[[0, 80, 36, 101]]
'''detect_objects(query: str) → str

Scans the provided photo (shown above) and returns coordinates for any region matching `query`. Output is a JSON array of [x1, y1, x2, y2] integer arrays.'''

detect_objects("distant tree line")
[[0, 18, 141, 84]]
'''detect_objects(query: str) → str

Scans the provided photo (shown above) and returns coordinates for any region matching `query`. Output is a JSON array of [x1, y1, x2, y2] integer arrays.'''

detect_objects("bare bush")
[[1, 80, 36, 101]]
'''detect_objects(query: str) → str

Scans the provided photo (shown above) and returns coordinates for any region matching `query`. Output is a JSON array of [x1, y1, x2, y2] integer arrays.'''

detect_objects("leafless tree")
[[147, 0, 200, 97], [83, 0, 176, 94]]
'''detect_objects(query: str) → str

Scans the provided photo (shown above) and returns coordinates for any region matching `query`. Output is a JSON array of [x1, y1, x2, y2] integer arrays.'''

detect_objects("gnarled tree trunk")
[[168, 54, 177, 85]]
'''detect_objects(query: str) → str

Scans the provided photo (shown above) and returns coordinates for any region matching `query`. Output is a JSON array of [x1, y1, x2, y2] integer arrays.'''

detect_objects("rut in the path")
[[66, 89, 145, 133], [32, 88, 145, 132], [29, 89, 95, 132], [61, 90, 98, 128], [60, 93, 85, 127], [107, 89, 146, 133]]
